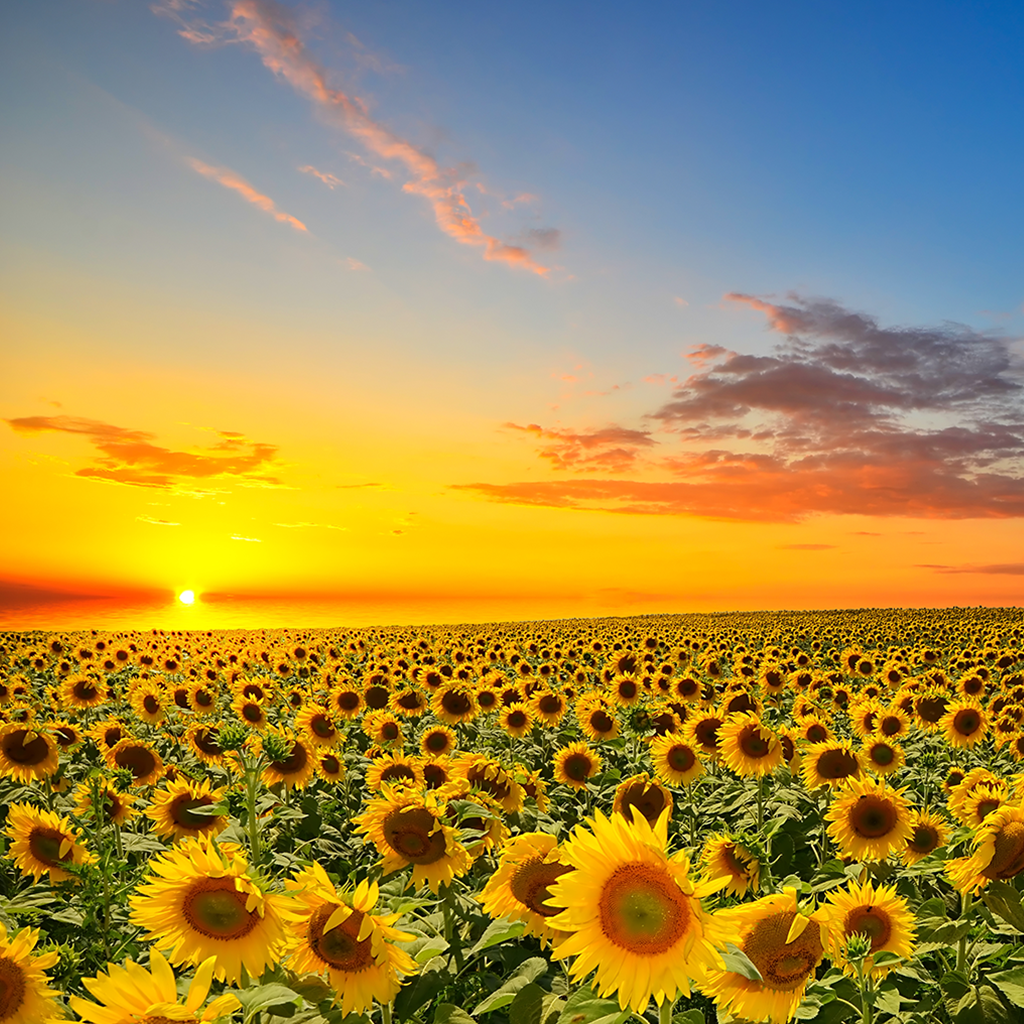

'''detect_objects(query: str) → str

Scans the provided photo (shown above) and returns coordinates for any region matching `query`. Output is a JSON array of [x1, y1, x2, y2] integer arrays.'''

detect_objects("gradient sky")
[[2, 0, 1023, 626]]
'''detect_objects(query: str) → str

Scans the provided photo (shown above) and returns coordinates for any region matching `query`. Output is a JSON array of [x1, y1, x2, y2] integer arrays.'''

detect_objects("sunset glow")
[[2, 2, 1022, 629]]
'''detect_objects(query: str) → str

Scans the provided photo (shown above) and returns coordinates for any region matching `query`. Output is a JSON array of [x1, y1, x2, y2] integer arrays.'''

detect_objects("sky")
[[1, 0, 1023, 628]]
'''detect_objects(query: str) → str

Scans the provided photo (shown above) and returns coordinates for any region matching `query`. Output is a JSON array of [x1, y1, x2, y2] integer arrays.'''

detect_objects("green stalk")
[[658, 996, 675, 1024], [957, 891, 973, 976], [756, 774, 764, 833], [244, 753, 264, 864], [856, 963, 873, 1024], [381, 1002, 393, 1024]]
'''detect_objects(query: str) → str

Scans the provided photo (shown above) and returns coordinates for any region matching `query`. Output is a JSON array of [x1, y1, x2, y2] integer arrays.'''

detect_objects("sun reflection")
[[178, 590, 196, 605]]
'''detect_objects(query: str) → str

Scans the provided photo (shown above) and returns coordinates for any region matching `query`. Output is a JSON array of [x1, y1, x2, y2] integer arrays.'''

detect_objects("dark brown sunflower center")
[[320, 754, 342, 775], [196, 690, 214, 707], [397, 691, 424, 710], [143, 695, 161, 714], [272, 742, 308, 775], [114, 745, 158, 781], [953, 710, 981, 736], [816, 748, 860, 780], [507, 710, 527, 729], [28, 827, 72, 868], [880, 717, 902, 737], [423, 763, 448, 788], [310, 715, 336, 738], [0, 957, 30, 1016], [425, 731, 451, 753], [383, 807, 448, 864], [143, 1016, 200, 1024], [54, 727, 78, 748], [365, 686, 390, 710], [618, 681, 638, 700], [618, 782, 669, 823], [806, 724, 829, 743], [846, 907, 891, 950], [192, 730, 222, 756], [539, 695, 562, 714], [169, 794, 215, 829], [242, 703, 264, 724], [744, 912, 823, 991], [851, 796, 898, 838], [563, 753, 594, 782], [182, 880, 259, 939], [975, 798, 1002, 821], [380, 764, 416, 784], [720, 844, 751, 878], [909, 825, 939, 853], [917, 696, 947, 723], [984, 821, 1024, 880], [380, 722, 400, 741], [467, 765, 510, 801], [598, 862, 689, 954], [666, 744, 696, 772], [73, 680, 99, 701], [441, 691, 472, 716], [510, 858, 572, 917], [308, 903, 373, 971], [1, 730, 49, 766], [738, 724, 772, 759], [590, 711, 615, 734], [870, 744, 895, 766], [337, 691, 361, 712]]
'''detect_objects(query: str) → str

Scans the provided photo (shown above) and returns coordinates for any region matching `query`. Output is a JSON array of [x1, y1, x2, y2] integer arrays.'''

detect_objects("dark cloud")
[[918, 563, 1024, 575], [6, 415, 282, 489]]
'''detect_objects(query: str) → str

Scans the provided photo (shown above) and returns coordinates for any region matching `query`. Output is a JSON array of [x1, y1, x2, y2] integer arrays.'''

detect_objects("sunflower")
[[420, 724, 457, 758], [362, 711, 404, 748], [547, 808, 735, 1013], [0, 724, 58, 783], [233, 695, 269, 730], [649, 734, 704, 786], [720, 713, 782, 777], [517, 765, 550, 812], [48, 719, 83, 752], [283, 864, 417, 1015], [800, 741, 863, 790], [902, 808, 951, 866], [328, 684, 364, 720], [186, 723, 226, 766], [959, 784, 1009, 828], [366, 753, 423, 792], [316, 750, 347, 784], [796, 715, 833, 745], [353, 786, 472, 893], [947, 805, 1024, 893], [849, 697, 884, 738], [73, 779, 137, 826], [612, 773, 674, 827], [262, 732, 316, 789], [500, 702, 535, 738], [699, 834, 760, 896], [531, 689, 567, 727], [685, 709, 725, 759], [826, 776, 913, 862], [947, 767, 1004, 821], [390, 686, 430, 718], [68, 949, 240, 1023], [444, 786, 509, 859], [59, 672, 105, 710], [90, 717, 129, 753], [129, 834, 290, 983], [862, 738, 905, 776], [190, 682, 219, 716], [703, 888, 828, 1024], [0, 921, 61, 1024], [913, 691, 949, 730], [577, 695, 620, 742], [420, 755, 453, 790], [129, 680, 167, 725], [295, 704, 342, 748], [553, 742, 602, 789], [451, 752, 524, 813], [104, 737, 164, 785], [147, 777, 228, 842], [941, 700, 988, 748], [822, 879, 916, 978], [432, 685, 478, 726], [4, 802, 95, 883], [480, 832, 574, 946]]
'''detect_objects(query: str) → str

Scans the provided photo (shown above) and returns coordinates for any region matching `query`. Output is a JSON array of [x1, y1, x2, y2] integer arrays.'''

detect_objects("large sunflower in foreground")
[[128, 833, 291, 982], [4, 802, 95, 883], [68, 949, 240, 1024], [353, 786, 472, 893], [946, 805, 1024, 893], [822, 879, 915, 978], [547, 808, 736, 1013], [825, 776, 913, 862], [284, 864, 417, 1015], [0, 921, 61, 1024], [703, 888, 828, 1024], [480, 832, 574, 947]]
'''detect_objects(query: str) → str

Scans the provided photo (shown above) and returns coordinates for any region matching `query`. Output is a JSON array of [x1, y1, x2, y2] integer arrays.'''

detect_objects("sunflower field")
[[1, 607, 1024, 1024]]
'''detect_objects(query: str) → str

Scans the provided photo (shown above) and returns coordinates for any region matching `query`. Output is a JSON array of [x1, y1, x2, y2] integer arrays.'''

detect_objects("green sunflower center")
[[183, 882, 259, 939], [598, 863, 689, 954]]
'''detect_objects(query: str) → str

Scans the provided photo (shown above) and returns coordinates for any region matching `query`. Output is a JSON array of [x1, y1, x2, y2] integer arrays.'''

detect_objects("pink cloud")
[[504, 422, 656, 473], [188, 158, 307, 231], [298, 164, 344, 189]]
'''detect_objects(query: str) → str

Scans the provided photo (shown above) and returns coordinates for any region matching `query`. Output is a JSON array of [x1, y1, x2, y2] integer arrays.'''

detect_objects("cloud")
[[673, 297, 689, 308], [918, 562, 1024, 575], [169, 0, 552, 275], [188, 158, 307, 231], [137, 515, 181, 526], [464, 295, 1024, 521], [336, 481, 382, 489], [344, 257, 370, 271], [298, 164, 344, 188], [230, 534, 262, 542], [504, 422, 657, 473], [779, 543, 836, 550], [6, 415, 283, 489]]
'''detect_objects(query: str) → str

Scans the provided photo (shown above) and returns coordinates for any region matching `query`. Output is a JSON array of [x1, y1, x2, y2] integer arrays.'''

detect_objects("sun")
[[178, 590, 195, 605]]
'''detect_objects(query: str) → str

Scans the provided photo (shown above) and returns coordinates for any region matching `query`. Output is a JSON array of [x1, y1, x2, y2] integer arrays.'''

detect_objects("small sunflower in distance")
[[284, 864, 418, 1016], [480, 832, 574, 947], [0, 921, 61, 1024], [68, 949, 240, 1024], [823, 879, 916, 978], [703, 887, 828, 1024], [699, 834, 760, 896], [720, 712, 782, 777], [826, 775, 913, 862], [5, 802, 95, 883], [128, 833, 290, 983], [553, 741, 602, 789], [649, 733, 704, 786], [547, 808, 736, 1013]]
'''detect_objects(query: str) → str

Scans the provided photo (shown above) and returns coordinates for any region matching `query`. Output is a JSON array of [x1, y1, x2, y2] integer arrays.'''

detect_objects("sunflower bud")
[[260, 730, 293, 763], [217, 722, 249, 752]]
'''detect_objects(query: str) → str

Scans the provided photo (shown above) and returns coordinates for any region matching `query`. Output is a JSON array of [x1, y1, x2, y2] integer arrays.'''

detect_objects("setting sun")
[[178, 590, 195, 605]]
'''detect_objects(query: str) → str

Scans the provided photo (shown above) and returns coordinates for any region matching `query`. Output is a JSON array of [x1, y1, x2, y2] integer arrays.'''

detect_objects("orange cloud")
[[6, 415, 283, 489], [195, 0, 553, 275], [298, 164, 344, 188], [504, 422, 656, 473], [188, 158, 307, 231]]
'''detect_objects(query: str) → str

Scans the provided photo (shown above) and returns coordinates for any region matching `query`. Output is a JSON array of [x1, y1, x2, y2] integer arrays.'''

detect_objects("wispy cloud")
[[344, 257, 370, 272], [230, 534, 262, 542], [918, 562, 1024, 575], [166, 0, 555, 275], [463, 295, 1024, 521], [6, 415, 283, 489], [188, 157, 307, 231], [298, 164, 344, 189], [779, 543, 835, 550], [137, 515, 181, 526]]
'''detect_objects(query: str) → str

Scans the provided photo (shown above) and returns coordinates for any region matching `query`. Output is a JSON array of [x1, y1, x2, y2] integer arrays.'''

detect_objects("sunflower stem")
[[756, 774, 764, 833], [957, 891, 973, 976], [855, 961, 874, 1024], [658, 996, 675, 1024], [381, 1002, 393, 1024], [245, 753, 264, 864]]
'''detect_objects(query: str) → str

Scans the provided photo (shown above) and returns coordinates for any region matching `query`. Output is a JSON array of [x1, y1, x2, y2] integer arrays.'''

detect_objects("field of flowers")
[[1, 607, 1023, 1024]]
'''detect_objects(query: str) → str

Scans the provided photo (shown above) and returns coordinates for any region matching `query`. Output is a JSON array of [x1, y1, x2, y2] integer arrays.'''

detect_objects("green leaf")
[[672, 1012, 705, 1024], [955, 984, 1014, 1024], [720, 943, 763, 982], [474, 957, 549, 1015], [982, 882, 1024, 932], [510, 983, 547, 1024], [556, 986, 630, 1024], [990, 966, 1024, 1007], [941, 971, 972, 1001], [469, 917, 527, 955], [872, 951, 902, 967], [434, 1004, 477, 1024], [412, 938, 451, 965], [394, 956, 450, 1023], [235, 984, 304, 1024]]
